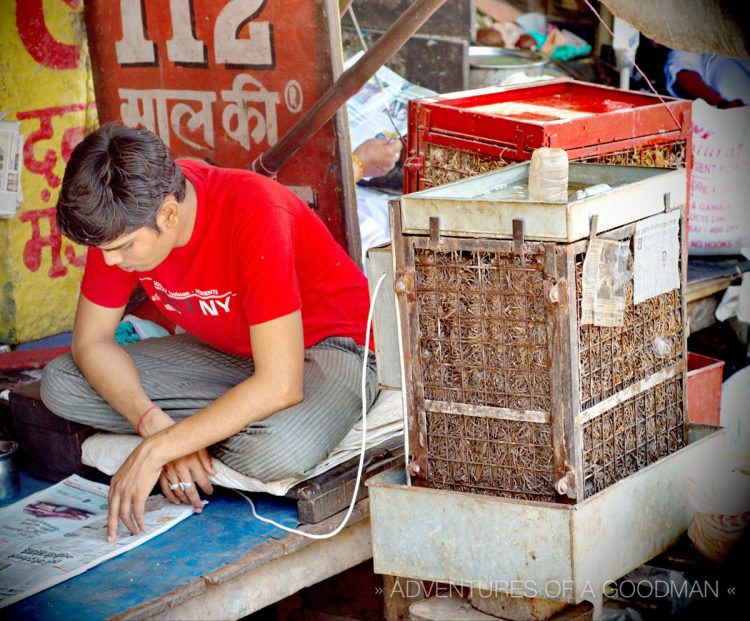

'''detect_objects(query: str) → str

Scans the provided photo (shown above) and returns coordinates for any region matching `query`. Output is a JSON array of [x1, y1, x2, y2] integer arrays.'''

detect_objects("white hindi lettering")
[[118, 88, 217, 149], [221, 74, 279, 149], [171, 98, 216, 149], [119, 89, 171, 143], [118, 75, 280, 151]]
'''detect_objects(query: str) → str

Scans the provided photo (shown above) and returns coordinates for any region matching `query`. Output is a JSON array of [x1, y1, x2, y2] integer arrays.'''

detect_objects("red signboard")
[[84, 0, 357, 254]]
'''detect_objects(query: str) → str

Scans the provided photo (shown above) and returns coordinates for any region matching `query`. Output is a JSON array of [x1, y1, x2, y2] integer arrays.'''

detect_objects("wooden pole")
[[339, 0, 353, 16], [253, 0, 447, 176]]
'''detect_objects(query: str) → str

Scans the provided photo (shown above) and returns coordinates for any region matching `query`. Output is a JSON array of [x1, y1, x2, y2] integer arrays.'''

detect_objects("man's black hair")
[[56, 122, 186, 246]]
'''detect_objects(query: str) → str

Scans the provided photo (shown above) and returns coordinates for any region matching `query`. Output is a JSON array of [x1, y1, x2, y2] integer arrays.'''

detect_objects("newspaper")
[[0, 475, 198, 608], [581, 238, 632, 327], [0, 119, 23, 219], [633, 210, 681, 305], [345, 51, 436, 149]]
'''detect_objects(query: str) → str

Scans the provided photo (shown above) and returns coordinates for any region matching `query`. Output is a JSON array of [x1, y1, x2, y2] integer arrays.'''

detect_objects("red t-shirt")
[[81, 160, 371, 357]]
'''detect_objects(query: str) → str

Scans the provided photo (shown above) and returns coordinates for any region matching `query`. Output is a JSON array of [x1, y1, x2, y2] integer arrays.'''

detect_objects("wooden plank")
[[112, 502, 371, 620], [470, 588, 570, 620], [391, 202, 427, 484], [680, 211, 690, 446], [287, 439, 404, 524], [148, 510, 373, 620], [409, 235, 546, 256], [550, 601, 594, 620], [576, 362, 685, 425], [686, 275, 736, 303], [562, 245, 585, 503], [405, 237, 429, 484], [9, 484, 303, 618], [548, 244, 581, 501], [108, 580, 207, 621], [423, 399, 549, 424], [410, 595, 497, 620]]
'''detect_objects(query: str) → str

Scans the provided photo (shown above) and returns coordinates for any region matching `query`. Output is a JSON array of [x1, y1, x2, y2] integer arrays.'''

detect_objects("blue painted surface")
[[3, 475, 300, 620], [0, 471, 49, 509], [14, 332, 73, 350]]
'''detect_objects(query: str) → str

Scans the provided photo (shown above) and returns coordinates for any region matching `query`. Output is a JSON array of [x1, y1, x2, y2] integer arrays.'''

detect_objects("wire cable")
[[235, 272, 388, 539]]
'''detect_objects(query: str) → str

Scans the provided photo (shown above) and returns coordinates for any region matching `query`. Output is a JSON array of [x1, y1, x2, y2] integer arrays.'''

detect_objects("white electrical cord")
[[235, 273, 388, 539]]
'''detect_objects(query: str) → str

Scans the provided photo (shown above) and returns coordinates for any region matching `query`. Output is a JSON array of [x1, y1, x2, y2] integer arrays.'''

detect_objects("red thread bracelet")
[[135, 403, 158, 435]]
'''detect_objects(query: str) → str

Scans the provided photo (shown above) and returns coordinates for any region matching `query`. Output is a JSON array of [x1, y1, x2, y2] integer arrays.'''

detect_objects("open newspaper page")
[[345, 51, 436, 149], [0, 120, 23, 218], [0, 475, 197, 608]]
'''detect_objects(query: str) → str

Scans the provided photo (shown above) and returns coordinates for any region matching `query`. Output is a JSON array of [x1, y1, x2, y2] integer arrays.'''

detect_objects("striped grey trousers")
[[40, 334, 379, 482]]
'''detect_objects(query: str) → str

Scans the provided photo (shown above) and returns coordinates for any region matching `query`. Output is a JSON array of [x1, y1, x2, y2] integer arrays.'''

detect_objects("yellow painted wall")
[[0, 0, 97, 344]]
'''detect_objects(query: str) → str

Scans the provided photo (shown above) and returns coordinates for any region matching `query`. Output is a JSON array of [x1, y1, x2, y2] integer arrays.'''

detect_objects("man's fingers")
[[167, 465, 190, 503], [107, 492, 120, 543], [160, 452, 217, 510], [174, 464, 201, 506], [198, 449, 216, 475], [173, 485, 190, 504], [132, 498, 147, 534], [118, 497, 139, 537], [159, 474, 180, 504], [182, 481, 203, 512], [191, 465, 214, 496]]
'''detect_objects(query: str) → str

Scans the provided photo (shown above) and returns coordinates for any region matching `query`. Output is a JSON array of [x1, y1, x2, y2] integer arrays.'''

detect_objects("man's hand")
[[107, 439, 164, 542], [107, 406, 216, 542], [159, 449, 215, 509], [137, 405, 216, 509], [106, 442, 215, 542], [105, 310, 306, 543], [353, 137, 402, 180]]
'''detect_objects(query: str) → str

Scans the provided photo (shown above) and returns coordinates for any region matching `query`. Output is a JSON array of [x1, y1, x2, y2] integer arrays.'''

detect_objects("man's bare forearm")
[[72, 340, 157, 430], [145, 371, 302, 466], [141, 311, 305, 467]]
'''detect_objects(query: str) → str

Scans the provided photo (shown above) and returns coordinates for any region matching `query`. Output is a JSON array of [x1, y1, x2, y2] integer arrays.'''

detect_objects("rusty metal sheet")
[[369, 469, 574, 590], [399, 164, 687, 243], [571, 428, 726, 602], [84, 0, 356, 251], [367, 427, 726, 607]]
